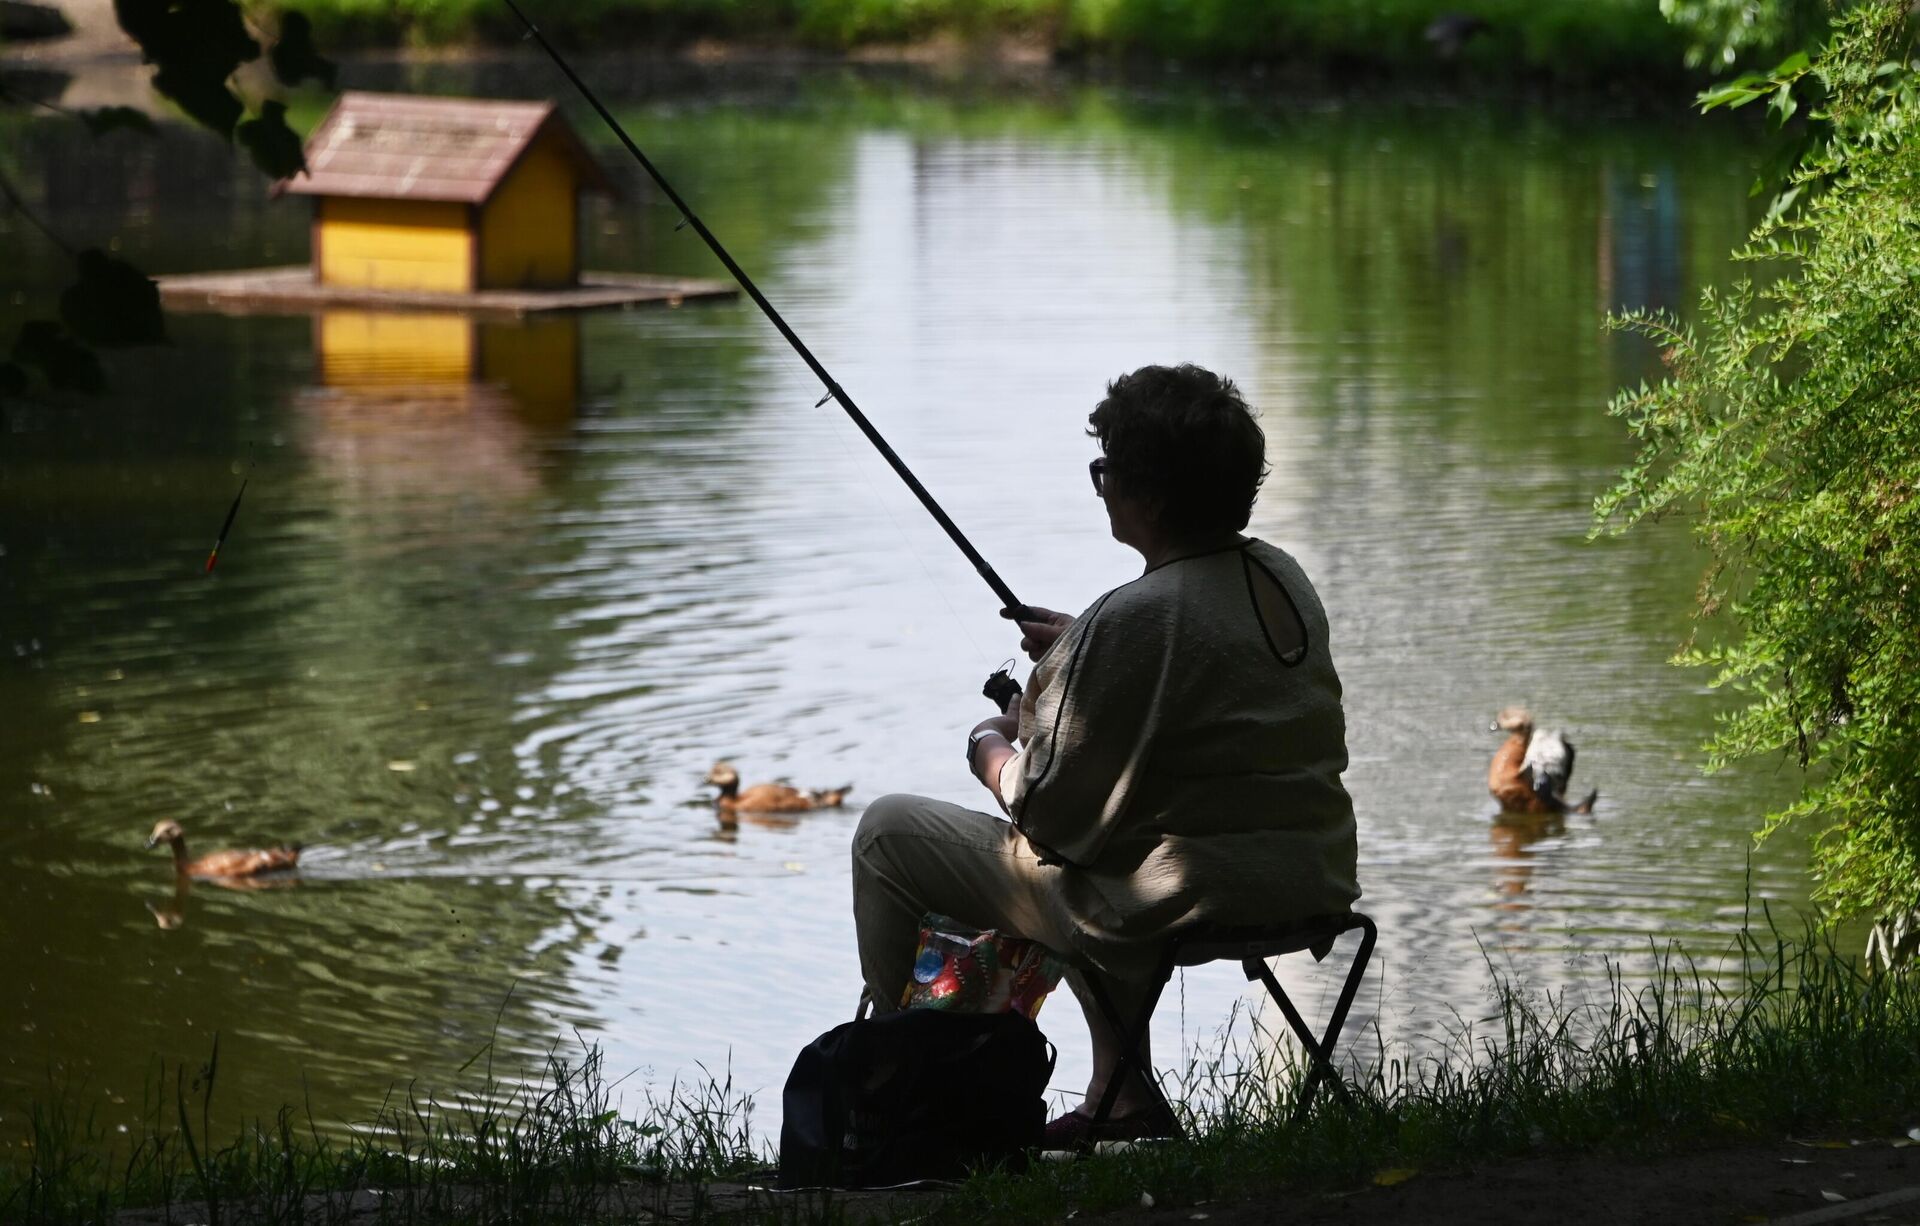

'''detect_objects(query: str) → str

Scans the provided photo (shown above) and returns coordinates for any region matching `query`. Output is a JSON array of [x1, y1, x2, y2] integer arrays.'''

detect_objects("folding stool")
[[1082, 911, 1377, 1135]]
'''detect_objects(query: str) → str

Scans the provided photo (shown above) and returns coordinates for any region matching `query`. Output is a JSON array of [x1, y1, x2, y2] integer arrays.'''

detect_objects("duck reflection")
[[146, 879, 191, 930], [1488, 810, 1565, 912], [708, 811, 802, 840], [704, 762, 852, 834], [145, 872, 302, 930]]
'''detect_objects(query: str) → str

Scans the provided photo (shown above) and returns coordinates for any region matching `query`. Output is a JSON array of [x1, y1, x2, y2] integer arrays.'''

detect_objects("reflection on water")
[[1, 63, 1808, 1142], [144, 871, 303, 931], [315, 311, 581, 417], [301, 312, 579, 520], [1488, 812, 1568, 915]]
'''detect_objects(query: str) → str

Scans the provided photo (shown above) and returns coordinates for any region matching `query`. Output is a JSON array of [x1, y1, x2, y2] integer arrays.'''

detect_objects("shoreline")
[[1078, 1137, 1920, 1226], [1, 37, 1717, 126], [1, 0, 1716, 92], [12, 934, 1920, 1225]]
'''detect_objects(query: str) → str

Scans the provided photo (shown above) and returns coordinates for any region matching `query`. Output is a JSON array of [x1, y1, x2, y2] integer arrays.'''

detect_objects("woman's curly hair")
[[1087, 364, 1268, 535]]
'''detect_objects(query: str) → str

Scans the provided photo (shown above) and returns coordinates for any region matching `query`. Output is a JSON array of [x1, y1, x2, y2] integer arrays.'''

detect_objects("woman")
[[851, 363, 1359, 1145]]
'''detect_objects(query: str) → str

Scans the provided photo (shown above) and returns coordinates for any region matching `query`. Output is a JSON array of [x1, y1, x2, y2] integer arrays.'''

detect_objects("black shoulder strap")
[[1241, 547, 1309, 667]]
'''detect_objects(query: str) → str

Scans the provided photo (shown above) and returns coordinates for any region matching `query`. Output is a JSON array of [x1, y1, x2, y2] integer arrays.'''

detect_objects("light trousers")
[[850, 791, 1152, 1025]]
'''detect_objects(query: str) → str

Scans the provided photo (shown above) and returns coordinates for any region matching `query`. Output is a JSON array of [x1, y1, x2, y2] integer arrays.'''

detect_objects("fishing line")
[[500, 0, 1033, 628], [813, 396, 997, 667]]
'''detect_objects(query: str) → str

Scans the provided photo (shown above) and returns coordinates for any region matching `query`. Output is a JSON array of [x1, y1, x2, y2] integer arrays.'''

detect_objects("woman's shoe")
[[1041, 1107, 1171, 1151]]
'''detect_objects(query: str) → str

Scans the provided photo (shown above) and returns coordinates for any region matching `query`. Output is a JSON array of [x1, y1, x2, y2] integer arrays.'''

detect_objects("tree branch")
[[0, 162, 74, 258]]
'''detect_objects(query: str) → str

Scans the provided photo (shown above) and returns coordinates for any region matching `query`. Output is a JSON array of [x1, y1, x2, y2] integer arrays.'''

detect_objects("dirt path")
[[1090, 1137, 1920, 1226], [96, 1137, 1920, 1223]]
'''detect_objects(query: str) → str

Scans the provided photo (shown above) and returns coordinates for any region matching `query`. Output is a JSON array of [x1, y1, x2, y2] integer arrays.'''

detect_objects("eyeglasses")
[[1089, 457, 1109, 496]]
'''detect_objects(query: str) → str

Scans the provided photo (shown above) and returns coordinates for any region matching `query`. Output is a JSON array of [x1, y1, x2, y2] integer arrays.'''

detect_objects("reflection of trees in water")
[[5, 118, 306, 305], [1596, 162, 1687, 317], [1128, 102, 1761, 461], [0, 323, 297, 670]]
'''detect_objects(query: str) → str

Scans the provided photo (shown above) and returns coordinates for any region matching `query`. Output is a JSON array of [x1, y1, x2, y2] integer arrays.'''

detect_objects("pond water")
[[1, 59, 1810, 1145]]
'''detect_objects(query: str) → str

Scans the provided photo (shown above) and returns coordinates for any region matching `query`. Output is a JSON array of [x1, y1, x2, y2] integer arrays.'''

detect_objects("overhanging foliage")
[[1597, 3, 1920, 927]]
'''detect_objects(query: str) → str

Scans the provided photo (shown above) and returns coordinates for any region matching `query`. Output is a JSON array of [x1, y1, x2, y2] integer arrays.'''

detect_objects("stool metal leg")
[[1083, 951, 1181, 1138], [1245, 916, 1377, 1124], [1078, 915, 1378, 1140]]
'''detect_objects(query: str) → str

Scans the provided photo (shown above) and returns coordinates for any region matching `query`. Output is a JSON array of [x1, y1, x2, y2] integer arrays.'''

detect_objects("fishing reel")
[[983, 659, 1022, 712]]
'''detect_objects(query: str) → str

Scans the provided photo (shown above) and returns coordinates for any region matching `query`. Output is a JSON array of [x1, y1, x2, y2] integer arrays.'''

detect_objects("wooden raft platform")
[[156, 266, 738, 318]]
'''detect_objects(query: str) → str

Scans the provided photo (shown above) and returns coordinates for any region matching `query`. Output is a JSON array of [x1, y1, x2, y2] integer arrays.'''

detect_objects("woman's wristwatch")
[[967, 727, 1005, 773]]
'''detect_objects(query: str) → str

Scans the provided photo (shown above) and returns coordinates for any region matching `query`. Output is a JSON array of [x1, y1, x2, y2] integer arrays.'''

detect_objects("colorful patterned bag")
[[901, 914, 1066, 1018]]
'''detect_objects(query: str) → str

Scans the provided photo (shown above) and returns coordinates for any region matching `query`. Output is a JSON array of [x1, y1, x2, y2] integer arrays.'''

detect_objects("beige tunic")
[[997, 539, 1359, 970]]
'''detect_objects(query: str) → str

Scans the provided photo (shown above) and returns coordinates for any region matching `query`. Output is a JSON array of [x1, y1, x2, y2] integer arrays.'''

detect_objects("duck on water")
[[704, 762, 852, 822], [1488, 706, 1597, 815], [146, 819, 301, 880]]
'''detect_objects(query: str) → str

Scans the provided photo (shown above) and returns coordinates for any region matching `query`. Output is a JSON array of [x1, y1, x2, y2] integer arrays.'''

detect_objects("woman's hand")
[[1000, 605, 1075, 662], [972, 711, 1019, 743]]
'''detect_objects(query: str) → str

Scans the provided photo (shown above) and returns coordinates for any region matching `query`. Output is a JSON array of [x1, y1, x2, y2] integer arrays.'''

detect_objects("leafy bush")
[[1598, 3, 1920, 937]]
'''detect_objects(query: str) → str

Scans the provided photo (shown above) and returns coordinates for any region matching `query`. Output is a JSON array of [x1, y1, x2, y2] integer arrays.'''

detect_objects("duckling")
[[1488, 707, 1597, 815], [704, 763, 852, 817], [146, 819, 301, 880]]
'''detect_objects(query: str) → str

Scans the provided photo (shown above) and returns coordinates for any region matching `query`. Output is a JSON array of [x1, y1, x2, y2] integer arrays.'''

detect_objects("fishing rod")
[[501, 0, 1033, 633]]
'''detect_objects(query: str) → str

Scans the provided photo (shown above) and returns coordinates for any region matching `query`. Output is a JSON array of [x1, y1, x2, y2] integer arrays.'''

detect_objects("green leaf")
[[1704, 83, 1758, 110], [152, 65, 244, 139], [1768, 82, 1798, 127], [112, 0, 169, 48], [79, 106, 158, 137], [60, 249, 167, 348], [269, 12, 337, 89], [13, 321, 106, 394], [1771, 50, 1812, 78], [1760, 183, 1803, 226], [238, 101, 308, 181], [115, 0, 259, 74], [115, 0, 260, 140], [1699, 79, 1769, 112]]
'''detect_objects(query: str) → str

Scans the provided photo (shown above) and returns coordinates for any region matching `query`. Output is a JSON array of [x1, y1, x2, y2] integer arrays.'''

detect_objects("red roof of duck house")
[[276, 91, 615, 203]]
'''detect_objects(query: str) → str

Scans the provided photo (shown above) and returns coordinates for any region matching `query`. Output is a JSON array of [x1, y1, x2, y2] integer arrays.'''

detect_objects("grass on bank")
[[6, 923, 1919, 1224], [940, 921, 1920, 1221], [242, 0, 1696, 81], [2, 1030, 763, 1224]]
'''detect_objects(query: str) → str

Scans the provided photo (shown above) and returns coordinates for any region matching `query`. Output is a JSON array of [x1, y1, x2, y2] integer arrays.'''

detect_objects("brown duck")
[[1488, 707, 1597, 815], [704, 762, 851, 818], [146, 819, 301, 880]]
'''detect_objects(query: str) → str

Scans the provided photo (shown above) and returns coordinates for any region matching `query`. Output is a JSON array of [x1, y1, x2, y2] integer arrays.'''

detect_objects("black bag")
[[777, 1009, 1055, 1189]]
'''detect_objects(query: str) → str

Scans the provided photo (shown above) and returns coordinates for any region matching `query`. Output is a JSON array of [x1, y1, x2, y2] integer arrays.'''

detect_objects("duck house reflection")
[[313, 310, 580, 423]]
